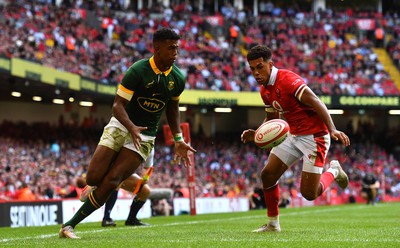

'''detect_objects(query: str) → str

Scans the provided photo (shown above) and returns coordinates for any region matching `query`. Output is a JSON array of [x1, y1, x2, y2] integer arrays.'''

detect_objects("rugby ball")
[[254, 119, 290, 149]]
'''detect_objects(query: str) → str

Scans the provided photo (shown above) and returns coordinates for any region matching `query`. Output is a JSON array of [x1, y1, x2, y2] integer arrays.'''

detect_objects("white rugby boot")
[[330, 160, 349, 189], [252, 223, 281, 233]]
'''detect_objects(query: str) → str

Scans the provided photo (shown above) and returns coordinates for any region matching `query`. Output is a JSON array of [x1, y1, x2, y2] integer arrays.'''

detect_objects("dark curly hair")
[[247, 45, 272, 61], [153, 28, 181, 42]]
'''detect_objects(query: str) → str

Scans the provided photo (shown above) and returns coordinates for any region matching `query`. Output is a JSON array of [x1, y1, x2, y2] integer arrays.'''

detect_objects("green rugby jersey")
[[117, 56, 186, 137]]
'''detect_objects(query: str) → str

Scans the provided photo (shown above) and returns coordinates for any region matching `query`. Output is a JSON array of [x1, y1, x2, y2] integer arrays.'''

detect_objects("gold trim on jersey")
[[117, 84, 133, 101], [149, 56, 173, 76], [296, 84, 307, 101]]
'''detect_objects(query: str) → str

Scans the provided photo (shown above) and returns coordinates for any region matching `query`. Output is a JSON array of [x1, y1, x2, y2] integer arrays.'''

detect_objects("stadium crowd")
[[0, 0, 399, 95], [387, 35, 400, 71], [1, 120, 399, 207]]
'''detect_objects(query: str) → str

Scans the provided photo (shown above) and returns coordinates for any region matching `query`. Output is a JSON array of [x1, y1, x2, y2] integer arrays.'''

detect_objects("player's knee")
[[142, 184, 151, 193], [301, 190, 318, 201], [111, 178, 124, 190], [104, 172, 125, 190], [260, 169, 276, 188], [138, 184, 151, 199], [86, 174, 100, 186], [86, 166, 106, 186], [302, 194, 317, 201], [260, 169, 269, 181]]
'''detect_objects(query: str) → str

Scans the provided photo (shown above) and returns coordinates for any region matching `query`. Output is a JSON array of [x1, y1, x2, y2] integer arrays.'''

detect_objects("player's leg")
[[299, 134, 348, 200], [80, 123, 126, 202], [60, 127, 123, 238], [102, 189, 118, 227], [86, 146, 119, 186], [124, 147, 154, 225], [299, 134, 328, 200], [252, 134, 305, 233], [100, 147, 154, 227], [124, 174, 151, 226], [99, 174, 135, 228], [60, 148, 142, 238], [80, 145, 119, 201], [300, 171, 323, 200], [252, 153, 288, 233], [94, 148, 143, 203], [119, 174, 137, 192], [120, 148, 154, 193], [253, 135, 302, 233]]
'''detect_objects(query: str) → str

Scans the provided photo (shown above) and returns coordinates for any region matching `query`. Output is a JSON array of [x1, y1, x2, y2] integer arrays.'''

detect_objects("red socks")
[[263, 171, 335, 218], [319, 171, 335, 194], [263, 184, 280, 217]]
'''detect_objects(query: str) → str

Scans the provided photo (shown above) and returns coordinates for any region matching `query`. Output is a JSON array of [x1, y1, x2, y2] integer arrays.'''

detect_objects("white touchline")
[[0, 205, 377, 243]]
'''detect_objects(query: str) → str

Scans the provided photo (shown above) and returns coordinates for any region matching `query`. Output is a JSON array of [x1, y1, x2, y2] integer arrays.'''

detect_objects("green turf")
[[0, 202, 399, 248]]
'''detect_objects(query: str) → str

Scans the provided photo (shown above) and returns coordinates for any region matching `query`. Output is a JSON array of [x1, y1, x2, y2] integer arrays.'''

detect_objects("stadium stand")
[[0, 1, 399, 95], [0, 121, 399, 205]]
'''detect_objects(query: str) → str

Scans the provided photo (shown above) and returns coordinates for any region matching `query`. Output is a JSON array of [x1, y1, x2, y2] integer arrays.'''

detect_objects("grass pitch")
[[0, 202, 399, 248]]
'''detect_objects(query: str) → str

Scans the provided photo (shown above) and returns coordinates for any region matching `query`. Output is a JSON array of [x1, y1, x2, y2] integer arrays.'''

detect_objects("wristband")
[[173, 133, 184, 142]]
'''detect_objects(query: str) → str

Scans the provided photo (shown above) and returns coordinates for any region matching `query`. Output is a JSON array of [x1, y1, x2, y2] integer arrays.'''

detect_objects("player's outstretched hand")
[[173, 142, 197, 167], [241, 129, 255, 143], [330, 130, 350, 146]]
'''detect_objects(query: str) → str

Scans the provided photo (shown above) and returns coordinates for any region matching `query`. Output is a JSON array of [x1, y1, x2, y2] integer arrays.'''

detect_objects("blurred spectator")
[[278, 191, 291, 208], [374, 25, 385, 48], [248, 187, 266, 210], [152, 199, 173, 216], [361, 172, 380, 205], [62, 176, 86, 198], [15, 182, 36, 201]]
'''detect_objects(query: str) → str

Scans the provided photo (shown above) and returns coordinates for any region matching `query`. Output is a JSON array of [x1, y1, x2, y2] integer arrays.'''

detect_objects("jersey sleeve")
[[171, 67, 186, 101], [286, 73, 307, 101], [117, 65, 140, 101]]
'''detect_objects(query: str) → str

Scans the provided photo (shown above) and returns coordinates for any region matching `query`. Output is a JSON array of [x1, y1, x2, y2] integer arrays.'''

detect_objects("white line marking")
[[0, 204, 393, 243]]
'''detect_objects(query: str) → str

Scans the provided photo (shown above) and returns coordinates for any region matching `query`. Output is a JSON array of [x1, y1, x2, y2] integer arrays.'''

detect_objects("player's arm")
[[166, 99, 196, 167], [297, 86, 350, 146], [241, 105, 279, 144], [165, 98, 182, 138], [113, 86, 147, 149], [264, 106, 280, 122]]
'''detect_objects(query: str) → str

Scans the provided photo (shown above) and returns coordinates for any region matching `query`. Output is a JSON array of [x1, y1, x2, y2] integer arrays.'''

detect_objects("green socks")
[[64, 191, 102, 228]]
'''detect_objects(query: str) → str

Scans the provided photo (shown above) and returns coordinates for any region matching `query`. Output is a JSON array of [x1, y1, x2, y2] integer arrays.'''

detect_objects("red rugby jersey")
[[260, 67, 328, 136]]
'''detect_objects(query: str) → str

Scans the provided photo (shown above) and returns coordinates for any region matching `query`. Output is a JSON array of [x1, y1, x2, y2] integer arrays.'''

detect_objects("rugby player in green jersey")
[[59, 28, 196, 239]]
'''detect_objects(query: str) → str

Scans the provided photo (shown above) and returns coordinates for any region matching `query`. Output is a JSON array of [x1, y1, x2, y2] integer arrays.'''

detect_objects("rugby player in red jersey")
[[241, 45, 350, 232]]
